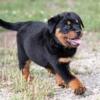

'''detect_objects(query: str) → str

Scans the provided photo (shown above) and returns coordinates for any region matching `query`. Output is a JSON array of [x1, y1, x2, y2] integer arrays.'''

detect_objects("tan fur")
[[58, 57, 72, 63], [55, 28, 77, 47], [55, 73, 65, 86], [68, 78, 83, 90], [22, 60, 31, 81], [68, 77, 86, 94]]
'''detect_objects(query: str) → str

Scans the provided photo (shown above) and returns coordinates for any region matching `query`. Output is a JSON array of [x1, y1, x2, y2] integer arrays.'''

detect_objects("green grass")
[[0, 49, 54, 100], [0, 66, 54, 100], [0, 0, 100, 32]]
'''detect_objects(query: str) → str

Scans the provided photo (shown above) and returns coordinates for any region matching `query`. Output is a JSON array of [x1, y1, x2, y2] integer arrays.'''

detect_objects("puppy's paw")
[[27, 75, 34, 82], [55, 73, 66, 88], [74, 86, 86, 95], [68, 78, 86, 95]]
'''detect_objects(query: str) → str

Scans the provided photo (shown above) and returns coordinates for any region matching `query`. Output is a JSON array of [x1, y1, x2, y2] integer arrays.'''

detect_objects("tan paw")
[[55, 73, 65, 87], [74, 86, 86, 95], [68, 78, 86, 95]]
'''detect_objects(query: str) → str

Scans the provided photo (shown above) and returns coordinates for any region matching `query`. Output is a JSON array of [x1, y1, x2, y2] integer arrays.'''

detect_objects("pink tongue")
[[69, 39, 81, 45]]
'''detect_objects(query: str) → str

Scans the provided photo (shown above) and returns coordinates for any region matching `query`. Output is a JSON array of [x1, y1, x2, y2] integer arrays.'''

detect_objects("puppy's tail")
[[0, 19, 26, 31]]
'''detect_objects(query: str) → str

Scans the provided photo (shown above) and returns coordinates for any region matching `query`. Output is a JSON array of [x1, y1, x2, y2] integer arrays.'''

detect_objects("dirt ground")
[[0, 31, 100, 100]]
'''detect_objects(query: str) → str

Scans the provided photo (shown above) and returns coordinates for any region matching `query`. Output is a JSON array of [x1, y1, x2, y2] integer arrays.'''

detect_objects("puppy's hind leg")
[[17, 38, 32, 82]]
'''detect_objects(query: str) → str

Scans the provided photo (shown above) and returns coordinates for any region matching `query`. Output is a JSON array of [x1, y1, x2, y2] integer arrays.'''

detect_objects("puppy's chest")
[[58, 48, 77, 57], [57, 48, 76, 64]]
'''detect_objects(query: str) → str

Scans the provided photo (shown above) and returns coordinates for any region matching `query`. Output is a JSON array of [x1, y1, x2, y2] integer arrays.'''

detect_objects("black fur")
[[0, 12, 84, 84]]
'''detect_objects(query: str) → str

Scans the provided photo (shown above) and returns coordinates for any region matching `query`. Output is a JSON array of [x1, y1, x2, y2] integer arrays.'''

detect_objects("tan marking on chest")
[[58, 57, 72, 63]]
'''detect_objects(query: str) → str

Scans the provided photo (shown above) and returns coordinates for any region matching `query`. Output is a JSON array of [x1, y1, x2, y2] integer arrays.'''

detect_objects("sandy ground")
[[0, 31, 100, 100]]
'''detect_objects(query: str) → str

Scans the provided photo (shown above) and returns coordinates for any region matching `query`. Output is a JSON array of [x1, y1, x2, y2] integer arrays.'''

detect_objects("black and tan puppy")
[[0, 12, 86, 95]]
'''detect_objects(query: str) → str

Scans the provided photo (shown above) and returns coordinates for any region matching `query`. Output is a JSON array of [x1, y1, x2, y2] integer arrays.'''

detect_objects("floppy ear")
[[77, 16, 84, 29], [48, 14, 62, 33]]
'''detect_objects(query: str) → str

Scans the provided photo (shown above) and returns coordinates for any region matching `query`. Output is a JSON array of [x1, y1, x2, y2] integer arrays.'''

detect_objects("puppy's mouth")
[[55, 28, 82, 48], [67, 38, 81, 46]]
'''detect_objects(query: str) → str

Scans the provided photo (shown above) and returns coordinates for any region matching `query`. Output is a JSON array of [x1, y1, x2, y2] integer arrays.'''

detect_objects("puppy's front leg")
[[52, 62, 86, 95]]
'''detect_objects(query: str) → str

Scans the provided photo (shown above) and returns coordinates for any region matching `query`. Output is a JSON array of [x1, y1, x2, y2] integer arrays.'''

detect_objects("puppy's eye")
[[67, 21, 71, 25], [76, 20, 78, 23]]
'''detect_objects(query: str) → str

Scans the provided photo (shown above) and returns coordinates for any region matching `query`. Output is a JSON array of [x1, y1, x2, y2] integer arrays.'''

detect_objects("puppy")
[[0, 12, 86, 95]]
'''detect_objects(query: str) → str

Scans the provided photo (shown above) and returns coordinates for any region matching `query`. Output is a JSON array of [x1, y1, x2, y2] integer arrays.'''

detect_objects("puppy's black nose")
[[77, 32, 81, 36], [75, 30, 81, 36]]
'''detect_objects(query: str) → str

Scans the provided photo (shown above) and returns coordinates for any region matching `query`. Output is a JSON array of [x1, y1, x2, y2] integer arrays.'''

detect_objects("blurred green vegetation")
[[0, 0, 100, 32]]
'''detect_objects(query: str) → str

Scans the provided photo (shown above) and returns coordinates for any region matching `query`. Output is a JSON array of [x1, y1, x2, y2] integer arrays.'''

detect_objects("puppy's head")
[[48, 12, 84, 48]]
